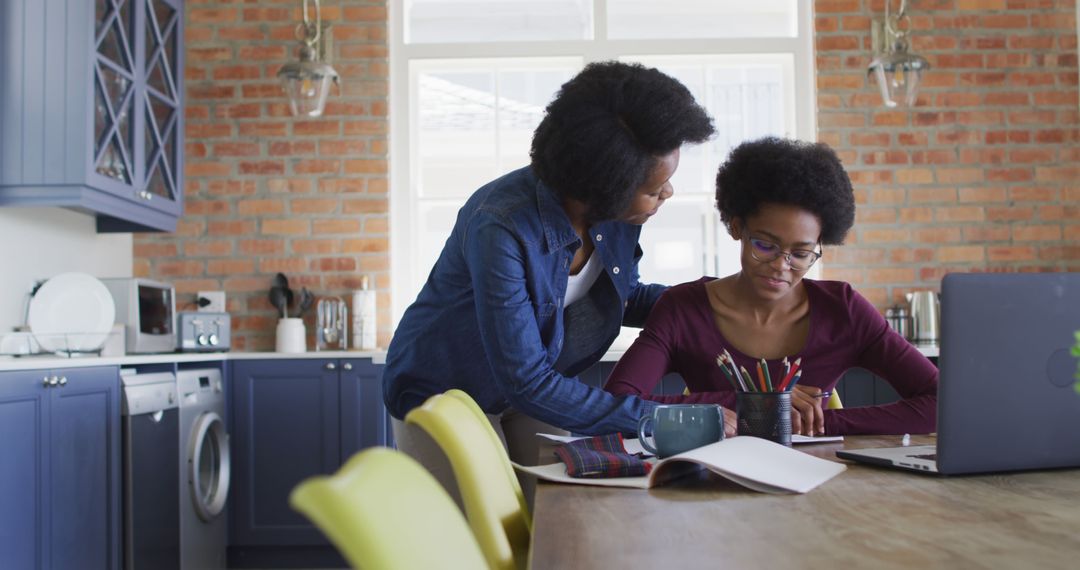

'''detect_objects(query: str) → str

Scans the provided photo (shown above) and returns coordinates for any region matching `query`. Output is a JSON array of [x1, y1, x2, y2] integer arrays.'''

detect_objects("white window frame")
[[390, 1, 817, 325]]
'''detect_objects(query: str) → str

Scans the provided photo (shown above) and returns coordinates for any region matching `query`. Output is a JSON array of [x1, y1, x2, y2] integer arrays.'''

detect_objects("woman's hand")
[[722, 406, 738, 438], [790, 385, 827, 436]]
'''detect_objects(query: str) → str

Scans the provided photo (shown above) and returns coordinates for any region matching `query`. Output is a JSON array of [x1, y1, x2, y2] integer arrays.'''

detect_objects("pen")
[[812, 391, 832, 400]]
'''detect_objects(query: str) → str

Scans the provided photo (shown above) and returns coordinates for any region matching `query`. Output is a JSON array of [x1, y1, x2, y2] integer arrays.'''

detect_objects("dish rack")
[[0, 331, 121, 358]]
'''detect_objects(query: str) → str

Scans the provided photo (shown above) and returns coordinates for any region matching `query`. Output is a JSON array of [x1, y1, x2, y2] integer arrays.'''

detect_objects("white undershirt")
[[564, 252, 602, 307]]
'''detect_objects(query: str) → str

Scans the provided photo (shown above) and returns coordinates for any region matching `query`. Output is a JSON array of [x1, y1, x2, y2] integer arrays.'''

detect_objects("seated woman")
[[604, 137, 937, 436]]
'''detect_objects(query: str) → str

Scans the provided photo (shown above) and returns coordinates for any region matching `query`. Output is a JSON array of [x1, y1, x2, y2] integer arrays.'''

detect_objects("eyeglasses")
[[744, 237, 822, 271]]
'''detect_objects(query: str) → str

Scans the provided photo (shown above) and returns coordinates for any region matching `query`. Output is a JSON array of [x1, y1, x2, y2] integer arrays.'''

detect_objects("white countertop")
[[0, 349, 388, 372], [0, 342, 938, 373]]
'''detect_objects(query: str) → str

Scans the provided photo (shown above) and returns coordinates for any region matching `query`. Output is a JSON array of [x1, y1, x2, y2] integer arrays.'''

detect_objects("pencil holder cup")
[[736, 392, 792, 447]]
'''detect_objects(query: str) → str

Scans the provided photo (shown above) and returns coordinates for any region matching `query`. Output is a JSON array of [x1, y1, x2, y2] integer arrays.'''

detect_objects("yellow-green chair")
[[289, 447, 488, 570], [406, 392, 530, 570], [443, 388, 530, 523]]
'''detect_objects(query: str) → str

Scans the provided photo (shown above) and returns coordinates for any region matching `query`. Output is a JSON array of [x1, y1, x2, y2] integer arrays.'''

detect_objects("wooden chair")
[[289, 447, 488, 570]]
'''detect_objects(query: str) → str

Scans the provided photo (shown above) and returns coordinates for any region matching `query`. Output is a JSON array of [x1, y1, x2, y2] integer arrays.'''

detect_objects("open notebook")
[[515, 435, 846, 494]]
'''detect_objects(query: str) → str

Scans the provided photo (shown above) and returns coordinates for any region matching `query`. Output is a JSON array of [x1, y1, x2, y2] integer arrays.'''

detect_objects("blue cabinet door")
[[340, 358, 390, 459], [49, 367, 121, 570], [0, 371, 50, 570], [0, 367, 120, 570], [230, 359, 340, 546]]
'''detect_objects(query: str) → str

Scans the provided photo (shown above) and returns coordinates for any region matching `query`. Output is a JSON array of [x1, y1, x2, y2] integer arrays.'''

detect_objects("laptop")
[[836, 272, 1080, 475]]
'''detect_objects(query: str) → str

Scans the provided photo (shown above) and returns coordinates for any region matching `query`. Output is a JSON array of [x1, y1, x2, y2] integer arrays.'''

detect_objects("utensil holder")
[[276, 318, 306, 353], [316, 297, 347, 351]]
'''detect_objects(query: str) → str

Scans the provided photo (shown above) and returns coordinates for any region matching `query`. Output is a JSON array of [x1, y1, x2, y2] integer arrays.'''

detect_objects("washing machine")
[[177, 368, 231, 570]]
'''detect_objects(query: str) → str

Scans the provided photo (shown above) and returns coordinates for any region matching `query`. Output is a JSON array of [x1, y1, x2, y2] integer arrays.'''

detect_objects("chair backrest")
[[443, 388, 531, 524], [289, 447, 488, 570], [406, 392, 531, 570]]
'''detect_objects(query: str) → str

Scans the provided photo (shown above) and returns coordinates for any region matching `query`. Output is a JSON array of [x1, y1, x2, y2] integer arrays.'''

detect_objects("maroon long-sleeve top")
[[604, 278, 938, 435]]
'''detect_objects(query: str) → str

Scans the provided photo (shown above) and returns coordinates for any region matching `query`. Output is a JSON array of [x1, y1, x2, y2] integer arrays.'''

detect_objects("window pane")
[[607, 0, 796, 39], [416, 70, 499, 198], [496, 67, 575, 171], [415, 203, 462, 299], [637, 201, 708, 286], [406, 0, 592, 43], [631, 57, 791, 195]]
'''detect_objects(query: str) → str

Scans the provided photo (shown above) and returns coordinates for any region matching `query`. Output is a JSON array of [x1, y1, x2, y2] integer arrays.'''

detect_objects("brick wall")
[[136, 0, 1077, 350], [134, 0, 389, 351], [815, 0, 1079, 307]]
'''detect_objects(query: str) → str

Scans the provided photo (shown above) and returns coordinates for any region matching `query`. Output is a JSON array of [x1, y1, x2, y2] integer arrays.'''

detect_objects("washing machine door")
[[187, 411, 231, 522]]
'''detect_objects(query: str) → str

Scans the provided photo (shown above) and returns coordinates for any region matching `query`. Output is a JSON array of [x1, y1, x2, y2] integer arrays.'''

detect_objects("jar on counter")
[[885, 305, 913, 340]]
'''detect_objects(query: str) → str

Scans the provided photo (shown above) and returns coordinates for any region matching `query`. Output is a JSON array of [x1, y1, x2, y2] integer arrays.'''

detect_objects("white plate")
[[28, 272, 116, 354]]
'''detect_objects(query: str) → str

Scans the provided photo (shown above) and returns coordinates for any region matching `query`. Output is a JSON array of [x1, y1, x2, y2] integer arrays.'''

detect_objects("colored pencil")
[[778, 357, 802, 391], [740, 366, 756, 392], [785, 369, 804, 391], [760, 357, 773, 392], [714, 355, 740, 391]]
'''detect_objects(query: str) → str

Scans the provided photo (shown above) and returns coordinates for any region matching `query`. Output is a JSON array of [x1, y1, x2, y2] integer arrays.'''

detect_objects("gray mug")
[[637, 404, 724, 458]]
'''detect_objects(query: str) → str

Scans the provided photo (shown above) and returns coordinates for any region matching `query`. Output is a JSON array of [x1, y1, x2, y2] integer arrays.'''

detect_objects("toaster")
[[177, 312, 231, 352]]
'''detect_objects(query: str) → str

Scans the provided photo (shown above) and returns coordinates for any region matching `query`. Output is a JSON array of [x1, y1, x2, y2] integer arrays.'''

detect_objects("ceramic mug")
[[637, 404, 724, 458]]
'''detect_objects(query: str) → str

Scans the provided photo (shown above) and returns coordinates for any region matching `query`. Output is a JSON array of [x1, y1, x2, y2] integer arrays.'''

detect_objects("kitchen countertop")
[[0, 343, 939, 373], [0, 349, 389, 372]]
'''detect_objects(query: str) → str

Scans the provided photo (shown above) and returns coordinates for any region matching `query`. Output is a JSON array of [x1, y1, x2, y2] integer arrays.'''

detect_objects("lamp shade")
[[868, 51, 929, 108], [278, 60, 339, 117]]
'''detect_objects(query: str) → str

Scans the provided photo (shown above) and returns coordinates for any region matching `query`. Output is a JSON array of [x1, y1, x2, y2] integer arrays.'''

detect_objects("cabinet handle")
[[326, 362, 336, 371], [58, 377, 67, 386], [343, 363, 352, 371], [42, 377, 51, 387], [48, 376, 59, 387]]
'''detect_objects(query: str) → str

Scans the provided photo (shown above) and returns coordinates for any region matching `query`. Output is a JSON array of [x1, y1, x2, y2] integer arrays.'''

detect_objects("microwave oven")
[[101, 278, 176, 354]]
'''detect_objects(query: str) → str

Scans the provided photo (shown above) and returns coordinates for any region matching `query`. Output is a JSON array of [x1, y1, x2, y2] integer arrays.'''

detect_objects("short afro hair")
[[715, 137, 855, 245], [531, 61, 714, 221]]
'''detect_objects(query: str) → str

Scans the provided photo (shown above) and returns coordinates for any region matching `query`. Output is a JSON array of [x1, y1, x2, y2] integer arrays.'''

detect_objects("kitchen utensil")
[[27, 272, 116, 354], [906, 290, 940, 344], [316, 297, 347, 351], [275, 273, 295, 313], [269, 286, 288, 319], [296, 287, 315, 318]]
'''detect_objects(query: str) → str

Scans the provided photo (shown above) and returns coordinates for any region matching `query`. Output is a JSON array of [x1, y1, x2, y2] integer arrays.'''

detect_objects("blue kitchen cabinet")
[[0, 366, 122, 570], [228, 358, 388, 567], [0, 0, 185, 233]]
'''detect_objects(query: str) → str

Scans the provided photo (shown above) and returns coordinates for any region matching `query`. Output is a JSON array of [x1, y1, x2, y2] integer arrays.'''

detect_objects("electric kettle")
[[905, 290, 940, 344]]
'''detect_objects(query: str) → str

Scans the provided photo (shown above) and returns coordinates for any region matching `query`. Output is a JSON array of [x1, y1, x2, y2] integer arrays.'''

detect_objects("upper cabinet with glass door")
[[0, 0, 184, 233]]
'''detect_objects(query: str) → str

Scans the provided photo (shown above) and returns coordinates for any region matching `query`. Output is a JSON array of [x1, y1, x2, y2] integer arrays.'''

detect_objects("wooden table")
[[529, 435, 1080, 569]]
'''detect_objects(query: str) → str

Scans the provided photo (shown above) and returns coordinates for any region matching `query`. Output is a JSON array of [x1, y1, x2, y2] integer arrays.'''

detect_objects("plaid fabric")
[[553, 433, 652, 478]]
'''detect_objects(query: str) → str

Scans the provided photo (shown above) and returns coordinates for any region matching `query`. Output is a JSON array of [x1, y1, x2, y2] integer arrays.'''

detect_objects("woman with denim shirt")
[[383, 61, 715, 504]]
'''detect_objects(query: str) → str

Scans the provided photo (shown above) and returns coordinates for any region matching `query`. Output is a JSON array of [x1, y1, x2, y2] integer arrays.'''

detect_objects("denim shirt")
[[383, 166, 665, 434]]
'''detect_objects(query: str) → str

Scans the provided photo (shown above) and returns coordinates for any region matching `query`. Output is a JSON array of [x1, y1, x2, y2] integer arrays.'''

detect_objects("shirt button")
[[613, 266, 620, 274], [595, 234, 603, 241]]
